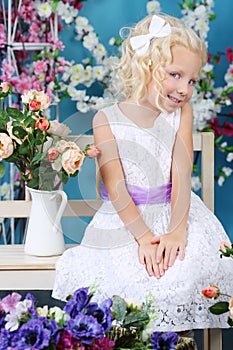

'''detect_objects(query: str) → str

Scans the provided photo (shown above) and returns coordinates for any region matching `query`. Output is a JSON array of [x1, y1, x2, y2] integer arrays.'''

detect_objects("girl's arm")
[[151, 103, 193, 270], [93, 110, 165, 278]]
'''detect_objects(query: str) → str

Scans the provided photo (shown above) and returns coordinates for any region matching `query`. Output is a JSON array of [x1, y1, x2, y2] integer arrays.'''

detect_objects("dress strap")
[[100, 182, 172, 205]]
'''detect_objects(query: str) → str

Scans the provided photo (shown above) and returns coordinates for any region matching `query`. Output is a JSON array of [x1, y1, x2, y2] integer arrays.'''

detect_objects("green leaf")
[[124, 310, 149, 328], [52, 0, 59, 13], [0, 162, 6, 178], [6, 107, 24, 120], [60, 171, 68, 184], [24, 115, 36, 128], [225, 86, 233, 94], [31, 152, 44, 164], [228, 317, 233, 327], [192, 164, 199, 173], [0, 109, 10, 123], [111, 295, 127, 322], [18, 142, 30, 155], [209, 301, 229, 315], [12, 126, 27, 140], [209, 14, 217, 21], [215, 135, 223, 144], [26, 178, 39, 190]]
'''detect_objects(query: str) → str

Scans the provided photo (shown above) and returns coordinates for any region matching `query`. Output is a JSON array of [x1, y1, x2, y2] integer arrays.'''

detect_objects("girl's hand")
[[137, 232, 165, 279], [151, 231, 187, 271]]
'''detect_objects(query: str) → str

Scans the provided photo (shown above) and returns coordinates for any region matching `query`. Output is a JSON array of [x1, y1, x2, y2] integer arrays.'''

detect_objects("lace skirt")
[[52, 192, 233, 331]]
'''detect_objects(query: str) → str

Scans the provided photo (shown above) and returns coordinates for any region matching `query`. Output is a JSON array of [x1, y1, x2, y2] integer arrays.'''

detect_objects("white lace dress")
[[52, 103, 233, 332]]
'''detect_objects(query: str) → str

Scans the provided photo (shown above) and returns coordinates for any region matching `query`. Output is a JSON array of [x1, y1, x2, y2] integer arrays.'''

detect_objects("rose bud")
[[29, 99, 41, 112], [220, 241, 232, 254], [202, 286, 220, 299], [85, 145, 101, 158], [47, 148, 59, 163], [35, 117, 50, 131]]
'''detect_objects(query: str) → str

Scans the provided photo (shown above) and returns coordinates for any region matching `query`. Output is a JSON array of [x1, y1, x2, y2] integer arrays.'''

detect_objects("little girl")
[[53, 14, 232, 333]]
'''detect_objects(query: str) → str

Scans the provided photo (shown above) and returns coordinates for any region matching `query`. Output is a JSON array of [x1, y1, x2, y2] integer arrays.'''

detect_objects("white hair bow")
[[130, 15, 171, 57]]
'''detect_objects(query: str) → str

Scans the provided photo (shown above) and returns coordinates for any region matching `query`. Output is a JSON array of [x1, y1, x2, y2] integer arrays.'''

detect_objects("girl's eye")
[[189, 79, 197, 86], [170, 72, 180, 79]]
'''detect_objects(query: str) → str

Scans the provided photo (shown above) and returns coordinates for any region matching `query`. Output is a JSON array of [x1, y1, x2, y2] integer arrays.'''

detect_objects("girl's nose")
[[177, 81, 188, 95]]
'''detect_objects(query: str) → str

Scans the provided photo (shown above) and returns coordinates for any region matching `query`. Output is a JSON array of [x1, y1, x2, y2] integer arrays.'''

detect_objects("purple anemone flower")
[[151, 331, 179, 350], [49, 319, 62, 344], [64, 287, 90, 318], [65, 313, 104, 344], [85, 298, 113, 332], [0, 314, 6, 328], [0, 328, 12, 350], [10, 318, 51, 350]]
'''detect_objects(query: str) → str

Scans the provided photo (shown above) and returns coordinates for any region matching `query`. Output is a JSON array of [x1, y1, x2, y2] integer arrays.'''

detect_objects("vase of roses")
[[0, 83, 99, 256]]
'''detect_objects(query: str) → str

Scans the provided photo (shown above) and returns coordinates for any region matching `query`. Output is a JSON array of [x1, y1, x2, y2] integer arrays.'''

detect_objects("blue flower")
[[0, 314, 6, 328], [64, 287, 90, 318], [49, 319, 62, 344], [0, 328, 12, 350], [11, 318, 51, 350], [65, 313, 104, 344], [151, 331, 179, 350], [86, 298, 113, 332]]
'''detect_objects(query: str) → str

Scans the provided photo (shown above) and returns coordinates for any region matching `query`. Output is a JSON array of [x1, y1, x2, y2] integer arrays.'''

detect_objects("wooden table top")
[[0, 244, 76, 270]]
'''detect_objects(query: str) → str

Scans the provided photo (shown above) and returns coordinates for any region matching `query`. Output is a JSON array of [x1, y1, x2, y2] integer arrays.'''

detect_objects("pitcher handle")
[[53, 190, 68, 229]]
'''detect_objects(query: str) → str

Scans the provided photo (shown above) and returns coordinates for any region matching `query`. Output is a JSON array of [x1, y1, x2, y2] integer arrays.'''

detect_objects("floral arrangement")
[[0, 83, 99, 191], [202, 241, 233, 327], [0, 286, 195, 350]]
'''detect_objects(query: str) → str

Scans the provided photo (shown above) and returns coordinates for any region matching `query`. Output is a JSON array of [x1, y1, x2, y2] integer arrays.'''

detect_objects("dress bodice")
[[102, 103, 181, 188]]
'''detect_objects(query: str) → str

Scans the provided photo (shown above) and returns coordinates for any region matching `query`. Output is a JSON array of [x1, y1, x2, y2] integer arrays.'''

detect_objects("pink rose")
[[35, 117, 50, 131], [47, 148, 59, 163], [29, 99, 41, 112], [202, 286, 220, 299], [62, 148, 85, 175], [0, 133, 14, 159], [85, 145, 101, 158], [22, 90, 50, 110]]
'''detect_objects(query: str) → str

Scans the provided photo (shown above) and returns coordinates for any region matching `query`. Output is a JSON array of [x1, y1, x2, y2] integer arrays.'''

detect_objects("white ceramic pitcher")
[[24, 187, 67, 256]]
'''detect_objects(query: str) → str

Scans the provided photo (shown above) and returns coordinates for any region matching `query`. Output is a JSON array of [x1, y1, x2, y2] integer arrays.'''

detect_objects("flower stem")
[[220, 293, 232, 298]]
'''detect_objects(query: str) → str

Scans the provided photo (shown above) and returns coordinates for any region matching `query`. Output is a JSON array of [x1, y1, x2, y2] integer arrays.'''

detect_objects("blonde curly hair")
[[114, 14, 207, 105]]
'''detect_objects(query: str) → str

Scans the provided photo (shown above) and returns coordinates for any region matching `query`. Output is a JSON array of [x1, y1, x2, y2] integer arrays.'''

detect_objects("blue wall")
[[59, 0, 233, 242]]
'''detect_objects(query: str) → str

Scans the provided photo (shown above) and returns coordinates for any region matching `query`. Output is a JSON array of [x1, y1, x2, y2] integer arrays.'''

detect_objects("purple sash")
[[100, 182, 172, 205]]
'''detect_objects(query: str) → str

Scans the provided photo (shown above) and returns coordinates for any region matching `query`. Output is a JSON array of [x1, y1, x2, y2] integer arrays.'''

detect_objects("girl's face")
[[147, 45, 202, 113]]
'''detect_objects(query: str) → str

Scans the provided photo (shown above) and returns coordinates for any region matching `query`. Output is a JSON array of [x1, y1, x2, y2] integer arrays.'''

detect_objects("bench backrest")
[[0, 132, 214, 218]]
